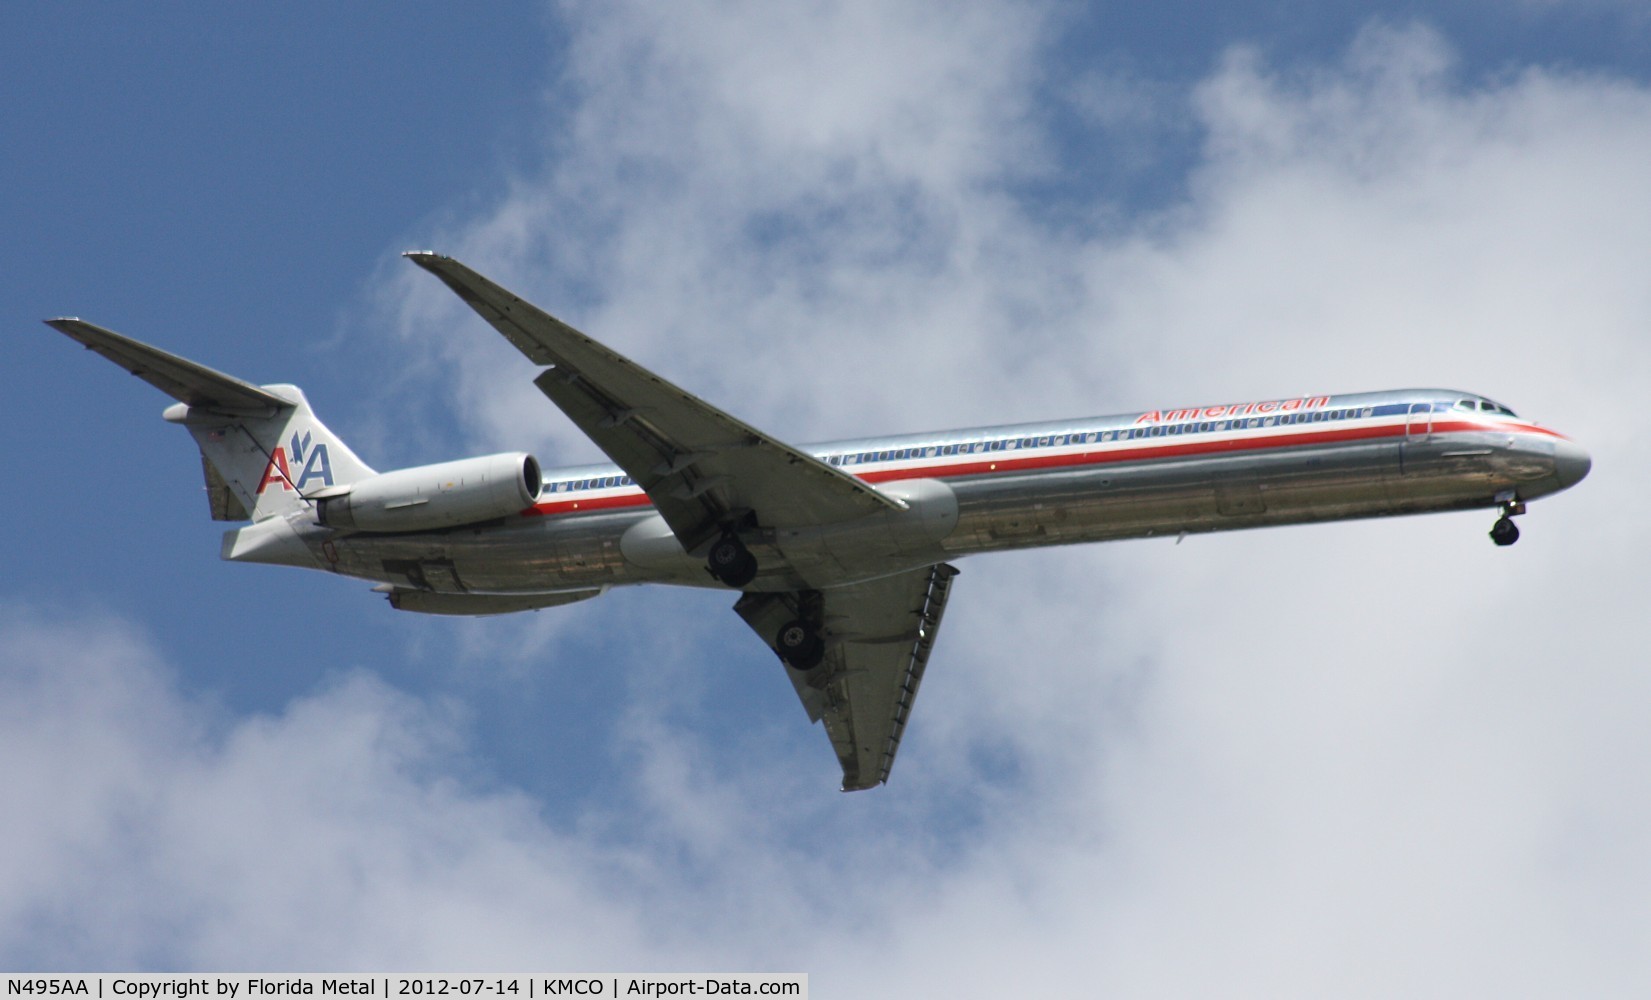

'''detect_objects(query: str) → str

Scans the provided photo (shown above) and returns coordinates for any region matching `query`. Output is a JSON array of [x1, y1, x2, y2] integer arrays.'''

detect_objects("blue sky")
[[6, 1, 1651, 990]]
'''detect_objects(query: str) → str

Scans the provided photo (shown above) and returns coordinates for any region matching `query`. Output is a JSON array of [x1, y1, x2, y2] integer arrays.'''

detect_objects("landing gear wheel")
[[707, 534, 758, 588], [775, 619, 825, 670], [1490, 516, 1520, 547]]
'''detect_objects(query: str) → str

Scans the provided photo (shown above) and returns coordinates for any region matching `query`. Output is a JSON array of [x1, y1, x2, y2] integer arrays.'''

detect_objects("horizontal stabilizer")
[[44, 318, 291, 414]]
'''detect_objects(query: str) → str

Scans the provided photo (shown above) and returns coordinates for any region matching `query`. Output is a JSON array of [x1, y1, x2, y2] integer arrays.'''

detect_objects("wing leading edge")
[[404, 252, 902, 555]]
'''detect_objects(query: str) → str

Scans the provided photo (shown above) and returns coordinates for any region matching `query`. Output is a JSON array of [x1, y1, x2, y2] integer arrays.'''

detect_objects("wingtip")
[[43, 317, 97, 339], [403, 251, 493, 297], [402, 250, 447, 268]]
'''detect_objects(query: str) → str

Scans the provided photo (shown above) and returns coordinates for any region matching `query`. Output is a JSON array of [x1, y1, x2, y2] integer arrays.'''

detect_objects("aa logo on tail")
[[257, 430, 334, 494]]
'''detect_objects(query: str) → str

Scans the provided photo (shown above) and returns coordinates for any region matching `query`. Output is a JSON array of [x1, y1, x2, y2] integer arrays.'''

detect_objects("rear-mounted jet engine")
[[315, 452, 541, 532]]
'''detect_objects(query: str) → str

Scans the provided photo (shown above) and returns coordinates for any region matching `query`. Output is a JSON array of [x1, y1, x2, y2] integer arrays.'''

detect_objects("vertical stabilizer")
[[168, 385, 376, 521]]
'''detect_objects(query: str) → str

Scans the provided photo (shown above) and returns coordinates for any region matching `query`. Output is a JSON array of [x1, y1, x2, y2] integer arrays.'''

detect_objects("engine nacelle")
[[377, 585, 603, 616], [317, 452, 541, 532]]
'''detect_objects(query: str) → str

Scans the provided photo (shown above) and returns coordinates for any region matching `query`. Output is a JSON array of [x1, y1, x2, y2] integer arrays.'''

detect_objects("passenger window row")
[[548, 404, 1391, 491], [548, 474, 637, 493], [825, 406, 1378, 466]]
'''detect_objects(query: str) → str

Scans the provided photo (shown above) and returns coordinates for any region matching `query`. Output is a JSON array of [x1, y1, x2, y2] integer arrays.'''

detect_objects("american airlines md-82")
[[46, 253, 1591, 790]]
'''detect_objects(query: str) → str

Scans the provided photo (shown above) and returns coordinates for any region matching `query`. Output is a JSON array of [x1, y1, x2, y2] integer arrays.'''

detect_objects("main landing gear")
[[775, 618, 826, 670], [771, 589, 827, 671], [706, 532, 758, 588], [1490, 494, 1526, 547]]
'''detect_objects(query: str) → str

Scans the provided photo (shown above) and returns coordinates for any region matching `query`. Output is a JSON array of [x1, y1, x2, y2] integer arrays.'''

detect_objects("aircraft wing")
[[405, 252, 903, 554], [735, 563, 960, 791], [43, 318, 291, 415]]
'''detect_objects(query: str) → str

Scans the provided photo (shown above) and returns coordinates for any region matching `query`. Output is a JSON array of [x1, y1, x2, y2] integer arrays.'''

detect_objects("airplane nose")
[[1553, 437, 1592, 490]]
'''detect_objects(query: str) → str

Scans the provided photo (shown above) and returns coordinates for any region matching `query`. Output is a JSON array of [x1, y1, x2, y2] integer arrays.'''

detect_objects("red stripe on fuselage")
[[523, 491, 654, 517], [520, 418, 1565, 518]]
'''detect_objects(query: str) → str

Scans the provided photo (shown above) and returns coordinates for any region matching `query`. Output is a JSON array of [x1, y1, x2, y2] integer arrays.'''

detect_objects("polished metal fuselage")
[[307, 388, 1589, 596]]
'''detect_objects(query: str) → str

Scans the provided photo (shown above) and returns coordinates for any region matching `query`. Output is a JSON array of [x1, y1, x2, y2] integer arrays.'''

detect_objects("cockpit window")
[[1453, 396, 1518, 417]]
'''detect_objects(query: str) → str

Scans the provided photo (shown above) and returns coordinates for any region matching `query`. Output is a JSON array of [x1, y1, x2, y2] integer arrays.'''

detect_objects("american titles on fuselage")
[[1135, 395, 1331, 424]]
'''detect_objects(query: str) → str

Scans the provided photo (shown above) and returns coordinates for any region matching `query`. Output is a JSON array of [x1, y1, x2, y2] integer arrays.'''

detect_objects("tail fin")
[[177, 384, 375, 521], [45, 318, 375, 522]]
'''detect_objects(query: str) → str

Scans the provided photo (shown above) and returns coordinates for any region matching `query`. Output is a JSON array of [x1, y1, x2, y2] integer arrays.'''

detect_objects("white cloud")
[[0, 607, 671, 970], [9, 6, 1651, 994]]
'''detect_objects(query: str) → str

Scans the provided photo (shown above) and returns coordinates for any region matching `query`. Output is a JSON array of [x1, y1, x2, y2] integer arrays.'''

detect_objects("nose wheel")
[[1489, 496, 1526, 547]]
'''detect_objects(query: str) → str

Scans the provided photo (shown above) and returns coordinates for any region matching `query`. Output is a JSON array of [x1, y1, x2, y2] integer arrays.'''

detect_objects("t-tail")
[[43, 318, 376, 529], [45, 318, 543, 576]]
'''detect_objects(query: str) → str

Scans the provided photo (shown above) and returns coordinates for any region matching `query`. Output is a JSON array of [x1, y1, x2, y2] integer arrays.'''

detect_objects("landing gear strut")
[[706, 532, 758, 588], [1489, 495, 1525, 547]]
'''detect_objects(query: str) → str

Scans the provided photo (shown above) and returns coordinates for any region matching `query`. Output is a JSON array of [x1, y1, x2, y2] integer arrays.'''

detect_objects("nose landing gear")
[[1490, 494, 1526, 547]]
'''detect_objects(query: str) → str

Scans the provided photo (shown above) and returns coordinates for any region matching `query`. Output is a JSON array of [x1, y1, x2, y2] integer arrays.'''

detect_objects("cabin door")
[[1400, 401, 1433, 474]]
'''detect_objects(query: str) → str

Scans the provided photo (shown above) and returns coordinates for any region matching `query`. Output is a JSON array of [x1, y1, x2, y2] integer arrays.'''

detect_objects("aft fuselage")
[[289, 388, 1590, 596]]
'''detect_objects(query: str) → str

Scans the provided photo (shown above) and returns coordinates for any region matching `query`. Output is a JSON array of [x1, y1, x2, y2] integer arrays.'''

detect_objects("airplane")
[[44, 252, 1592, 791]]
